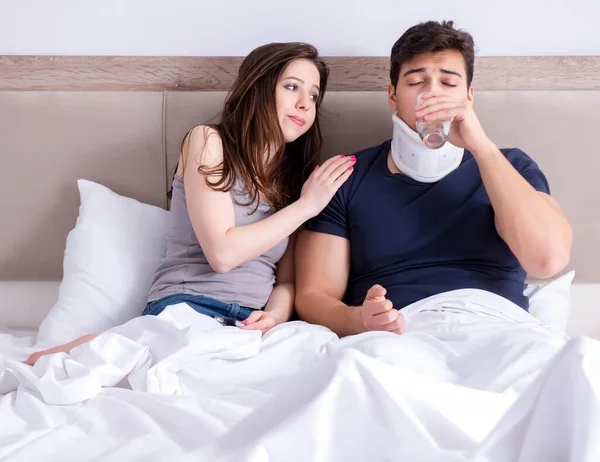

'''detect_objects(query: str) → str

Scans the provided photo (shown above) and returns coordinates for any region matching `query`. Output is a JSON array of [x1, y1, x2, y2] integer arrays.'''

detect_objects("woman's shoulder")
[[183, 125, 224, 170]]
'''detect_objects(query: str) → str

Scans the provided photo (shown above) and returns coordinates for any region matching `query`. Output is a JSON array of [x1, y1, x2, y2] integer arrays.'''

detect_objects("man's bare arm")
[[295, 231, 404, 337]]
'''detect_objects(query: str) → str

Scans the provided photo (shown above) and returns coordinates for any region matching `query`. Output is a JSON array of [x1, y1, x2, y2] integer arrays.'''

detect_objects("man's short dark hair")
[[390, 20, 475, 88]]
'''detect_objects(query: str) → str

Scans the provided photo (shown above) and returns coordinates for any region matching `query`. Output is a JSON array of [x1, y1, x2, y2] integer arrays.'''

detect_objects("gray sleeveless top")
[[147, 176, 289, 308]]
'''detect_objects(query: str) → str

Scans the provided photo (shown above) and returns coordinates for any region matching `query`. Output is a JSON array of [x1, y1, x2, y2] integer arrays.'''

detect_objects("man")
[[295, 20, 572, 337]]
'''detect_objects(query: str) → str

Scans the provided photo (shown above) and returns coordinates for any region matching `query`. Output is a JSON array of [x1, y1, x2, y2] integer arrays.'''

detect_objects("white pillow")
[[36, 180, 169, 345], [525, 270, 575, 331]]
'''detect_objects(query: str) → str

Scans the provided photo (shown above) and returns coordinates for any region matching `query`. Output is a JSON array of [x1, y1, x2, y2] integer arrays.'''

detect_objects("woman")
[[25, 42, 355, 366]]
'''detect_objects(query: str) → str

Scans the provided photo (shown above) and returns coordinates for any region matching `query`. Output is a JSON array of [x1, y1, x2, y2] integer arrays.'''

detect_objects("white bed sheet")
[[1, 289, 599, 461], [0, 326, 37, 361]]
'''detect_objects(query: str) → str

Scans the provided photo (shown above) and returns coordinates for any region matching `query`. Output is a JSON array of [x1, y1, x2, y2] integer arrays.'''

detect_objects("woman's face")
[[275, 58, 321, 143]]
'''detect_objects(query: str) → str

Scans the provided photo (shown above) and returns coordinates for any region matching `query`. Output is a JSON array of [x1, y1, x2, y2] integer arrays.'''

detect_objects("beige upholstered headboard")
[[0, 56, 598, 283]]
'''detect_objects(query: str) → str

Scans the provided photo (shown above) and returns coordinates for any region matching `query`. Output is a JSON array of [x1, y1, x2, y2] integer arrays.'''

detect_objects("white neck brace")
[[390, 113, 464, 183]]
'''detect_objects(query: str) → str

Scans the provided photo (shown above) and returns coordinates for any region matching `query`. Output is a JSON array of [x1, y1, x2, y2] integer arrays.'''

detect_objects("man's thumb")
[[365, 284, 386, 302]]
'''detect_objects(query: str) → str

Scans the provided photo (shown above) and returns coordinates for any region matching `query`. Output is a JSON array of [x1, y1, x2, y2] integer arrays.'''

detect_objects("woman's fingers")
[[242, 311, 264, 325], [316, 155, 355, 178]]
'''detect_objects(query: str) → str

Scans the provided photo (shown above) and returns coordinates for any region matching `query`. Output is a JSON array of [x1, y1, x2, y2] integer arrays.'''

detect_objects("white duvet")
[[0, 289, 599, 462]]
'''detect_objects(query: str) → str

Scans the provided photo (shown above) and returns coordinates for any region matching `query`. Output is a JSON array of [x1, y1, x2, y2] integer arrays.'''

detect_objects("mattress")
[[1, 280, 599, 338]]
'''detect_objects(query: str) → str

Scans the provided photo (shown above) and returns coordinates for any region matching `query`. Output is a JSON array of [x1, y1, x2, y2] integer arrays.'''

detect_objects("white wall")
[[1, 0, 599, 56]]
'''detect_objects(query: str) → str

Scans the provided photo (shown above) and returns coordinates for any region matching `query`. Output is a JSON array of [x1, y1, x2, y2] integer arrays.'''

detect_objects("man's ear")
[[388, 83, 397, 111], [467, 85, 475, 102]]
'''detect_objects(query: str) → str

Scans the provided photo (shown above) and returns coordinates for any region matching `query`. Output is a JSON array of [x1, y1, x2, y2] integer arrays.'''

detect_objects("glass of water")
[[415, 93, 451, 149]]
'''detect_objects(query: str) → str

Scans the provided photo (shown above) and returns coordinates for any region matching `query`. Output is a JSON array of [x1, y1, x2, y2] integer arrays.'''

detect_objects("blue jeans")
[[142, 293, 257, 322]]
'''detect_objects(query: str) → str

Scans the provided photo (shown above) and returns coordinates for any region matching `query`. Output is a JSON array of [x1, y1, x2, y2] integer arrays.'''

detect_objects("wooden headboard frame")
[[1, 56, 599, 91]]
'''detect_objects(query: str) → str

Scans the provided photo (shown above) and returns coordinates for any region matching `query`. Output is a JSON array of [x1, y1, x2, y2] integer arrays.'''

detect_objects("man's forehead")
[[401, 52, 465, 76]]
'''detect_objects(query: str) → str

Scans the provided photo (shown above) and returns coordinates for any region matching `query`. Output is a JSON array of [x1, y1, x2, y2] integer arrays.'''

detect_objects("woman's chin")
[[282, 128, 307, 143]]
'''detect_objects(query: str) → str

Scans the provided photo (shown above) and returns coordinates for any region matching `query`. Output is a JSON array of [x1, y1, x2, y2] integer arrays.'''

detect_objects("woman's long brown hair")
[[182, 42, 329, 211]]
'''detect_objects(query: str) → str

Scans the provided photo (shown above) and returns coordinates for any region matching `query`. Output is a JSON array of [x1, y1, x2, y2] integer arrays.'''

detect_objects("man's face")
[[388, 49, 473, 130]]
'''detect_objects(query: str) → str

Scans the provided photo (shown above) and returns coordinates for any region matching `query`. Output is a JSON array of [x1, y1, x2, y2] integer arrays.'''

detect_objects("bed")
[[0, 56, 599, 461]]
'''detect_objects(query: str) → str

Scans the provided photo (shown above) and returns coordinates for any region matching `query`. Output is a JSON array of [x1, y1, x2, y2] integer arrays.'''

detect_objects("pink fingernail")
[[313, 165, 318, 171]]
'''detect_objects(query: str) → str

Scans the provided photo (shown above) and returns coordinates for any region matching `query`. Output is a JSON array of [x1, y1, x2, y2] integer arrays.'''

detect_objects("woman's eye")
[[285, 84, 298, 91], [310, 93, 319, 102]]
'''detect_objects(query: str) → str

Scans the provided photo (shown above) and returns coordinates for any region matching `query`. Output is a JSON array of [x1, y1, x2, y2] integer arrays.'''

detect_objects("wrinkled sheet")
[[1, 289, 599, 462]]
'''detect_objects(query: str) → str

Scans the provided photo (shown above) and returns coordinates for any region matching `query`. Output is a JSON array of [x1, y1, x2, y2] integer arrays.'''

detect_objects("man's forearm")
[[472, 142, 572, 278], [296, 292, 363, 337]]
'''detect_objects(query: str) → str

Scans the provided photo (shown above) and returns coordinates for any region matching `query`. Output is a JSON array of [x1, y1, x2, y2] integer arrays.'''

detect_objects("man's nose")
[[424, 80, 441, 92]]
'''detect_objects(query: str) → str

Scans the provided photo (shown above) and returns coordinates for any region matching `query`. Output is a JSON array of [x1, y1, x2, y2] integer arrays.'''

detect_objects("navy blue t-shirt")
[[308, 140, 550, 311]]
